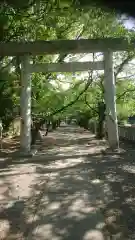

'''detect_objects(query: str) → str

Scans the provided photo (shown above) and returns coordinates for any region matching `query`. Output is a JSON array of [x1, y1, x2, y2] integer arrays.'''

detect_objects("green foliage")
[[0, 70, 17, 129], [0, 2, 135, 133], [116, 79, 135, 122]]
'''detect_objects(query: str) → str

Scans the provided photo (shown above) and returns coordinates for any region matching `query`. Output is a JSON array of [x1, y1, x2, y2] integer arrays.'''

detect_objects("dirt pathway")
[[0, 126, 135, 239]]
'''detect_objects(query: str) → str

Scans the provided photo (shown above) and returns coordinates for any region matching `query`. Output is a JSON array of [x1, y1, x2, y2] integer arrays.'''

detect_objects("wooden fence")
[[118, 125, 135, 142], [88, 121, 135, 142]]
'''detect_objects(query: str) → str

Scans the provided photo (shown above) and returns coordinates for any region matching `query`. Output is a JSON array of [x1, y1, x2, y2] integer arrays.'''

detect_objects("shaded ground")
[[0, 126, 135, 239]]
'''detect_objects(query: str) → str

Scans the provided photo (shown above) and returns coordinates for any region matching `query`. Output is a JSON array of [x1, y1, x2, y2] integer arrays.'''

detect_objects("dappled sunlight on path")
[[0, 126, 135, 239]]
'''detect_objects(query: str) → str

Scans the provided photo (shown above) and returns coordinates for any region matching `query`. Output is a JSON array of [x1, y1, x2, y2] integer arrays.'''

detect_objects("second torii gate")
[[1, 38, 134, 153]]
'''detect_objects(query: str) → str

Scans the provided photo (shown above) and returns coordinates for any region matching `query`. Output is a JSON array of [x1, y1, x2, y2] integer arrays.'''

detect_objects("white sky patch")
[[123, 17, 135, 30]]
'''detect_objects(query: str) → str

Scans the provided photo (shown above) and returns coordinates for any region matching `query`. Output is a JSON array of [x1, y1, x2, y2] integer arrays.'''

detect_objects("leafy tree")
[[0, 1, 134, 144], [0, 70, 18, 129]]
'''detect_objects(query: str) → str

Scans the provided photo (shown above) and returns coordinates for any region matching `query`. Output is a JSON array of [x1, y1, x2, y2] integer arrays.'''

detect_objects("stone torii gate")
[[0, 38, 134, 153]]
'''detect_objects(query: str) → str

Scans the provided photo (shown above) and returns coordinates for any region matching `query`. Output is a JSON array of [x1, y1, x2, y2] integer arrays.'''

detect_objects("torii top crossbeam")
[[0, 38, 135, 56]]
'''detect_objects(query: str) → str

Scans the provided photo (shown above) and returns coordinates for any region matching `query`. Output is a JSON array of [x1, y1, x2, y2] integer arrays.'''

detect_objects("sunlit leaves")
[[0, 1, 135, 126]]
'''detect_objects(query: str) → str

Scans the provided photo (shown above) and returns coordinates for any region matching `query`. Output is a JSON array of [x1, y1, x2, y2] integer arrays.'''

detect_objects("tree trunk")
[[31, 121, 43, 145], [52, 120, 57, 130], [96, 119, 104, 139], [96, 102, 106, 139], [45, 121, 50, 136], [31, 128, 39, 145]]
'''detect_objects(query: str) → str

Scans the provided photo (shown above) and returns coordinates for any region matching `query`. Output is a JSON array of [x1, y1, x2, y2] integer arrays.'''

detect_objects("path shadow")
[[0, 200, 26, 239], [1, 127, 135, 239], [0, 156, 107, 240], [85, 146, 135, 239]]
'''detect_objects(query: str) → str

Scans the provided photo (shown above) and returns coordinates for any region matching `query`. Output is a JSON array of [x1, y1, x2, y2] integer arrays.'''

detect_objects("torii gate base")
[[19, 52, 119, 153]]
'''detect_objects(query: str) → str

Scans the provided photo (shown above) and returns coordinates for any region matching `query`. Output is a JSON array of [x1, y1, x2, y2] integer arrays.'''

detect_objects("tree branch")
[[49, 72, 93, 117], [84, 94, 98, 114], [116, 88, 135, 101], [37, 73, 93, 127], [114, 53, 135, 79], [57, 20, 90, 63]]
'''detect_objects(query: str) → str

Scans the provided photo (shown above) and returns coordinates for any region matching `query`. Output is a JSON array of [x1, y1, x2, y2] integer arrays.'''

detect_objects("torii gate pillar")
[[20, 55, 31, 153], [104, 50, 119, 149]]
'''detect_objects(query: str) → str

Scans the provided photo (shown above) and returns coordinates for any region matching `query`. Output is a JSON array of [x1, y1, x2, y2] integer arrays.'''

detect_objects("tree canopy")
[[0, 1, 135, 139]]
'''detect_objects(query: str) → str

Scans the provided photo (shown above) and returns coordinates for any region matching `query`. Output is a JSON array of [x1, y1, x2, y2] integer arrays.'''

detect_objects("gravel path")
[[0, 126, 135, 239]]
